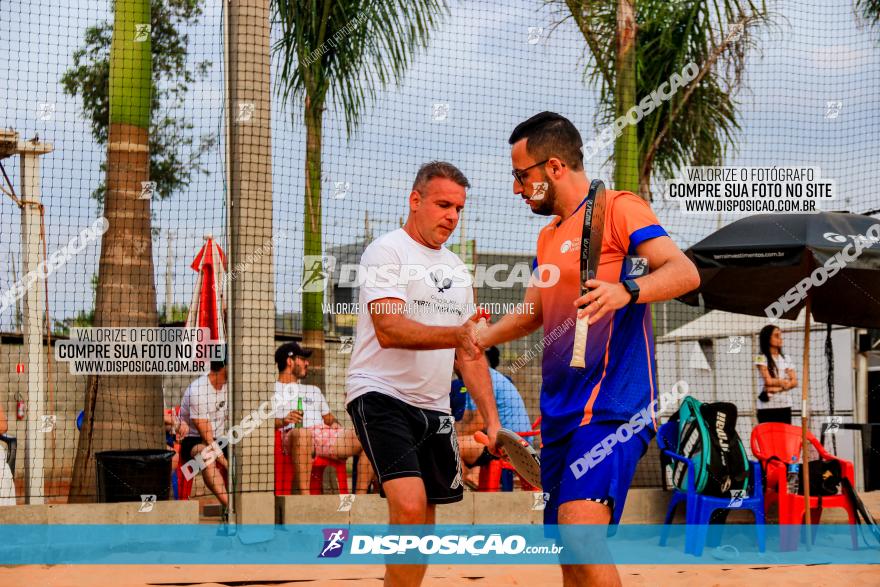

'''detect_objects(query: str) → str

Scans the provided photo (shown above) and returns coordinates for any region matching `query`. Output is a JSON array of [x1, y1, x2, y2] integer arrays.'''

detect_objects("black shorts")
[[757, 407, 792, 424], [179, 436, 228, 465], [347, 392, 463, 504]]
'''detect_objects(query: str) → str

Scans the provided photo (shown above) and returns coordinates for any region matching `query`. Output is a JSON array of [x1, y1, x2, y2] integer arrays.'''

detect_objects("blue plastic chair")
[[656, 421, 766, 556]]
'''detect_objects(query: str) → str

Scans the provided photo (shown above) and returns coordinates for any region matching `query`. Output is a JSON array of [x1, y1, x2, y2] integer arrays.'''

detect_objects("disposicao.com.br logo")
[[318, 528, 349, 558], [344, 534, 561, 556]]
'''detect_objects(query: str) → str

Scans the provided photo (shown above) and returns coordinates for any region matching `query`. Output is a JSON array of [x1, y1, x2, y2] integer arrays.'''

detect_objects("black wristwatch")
[[622, 279, 640, 304]]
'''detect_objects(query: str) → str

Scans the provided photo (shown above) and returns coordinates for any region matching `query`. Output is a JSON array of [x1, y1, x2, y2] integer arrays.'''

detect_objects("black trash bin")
[[95, 449, 175, 503]]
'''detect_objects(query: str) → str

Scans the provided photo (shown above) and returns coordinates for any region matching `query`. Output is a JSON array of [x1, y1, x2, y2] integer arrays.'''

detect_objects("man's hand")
[[455, 320, 481, 359], [283, 410, 303, 426], [472, 310, 491, 349], [175, 420, 189, 440], [485, 422, 502, 457], [574, 279, 632, 325]]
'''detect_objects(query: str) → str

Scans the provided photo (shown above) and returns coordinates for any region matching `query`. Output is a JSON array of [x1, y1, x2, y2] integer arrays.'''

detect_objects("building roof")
[[658, 309, 841, 342]]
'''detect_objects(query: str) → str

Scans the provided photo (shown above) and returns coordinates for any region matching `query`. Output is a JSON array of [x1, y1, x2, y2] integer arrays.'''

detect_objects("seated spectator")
[[0, 400, 16, 505], [164, 405, 188, 489], [449, 376, 470, 422], [273, 342, 374, 494], [456, 347, 532, 486], [179, 358, 229, 507]]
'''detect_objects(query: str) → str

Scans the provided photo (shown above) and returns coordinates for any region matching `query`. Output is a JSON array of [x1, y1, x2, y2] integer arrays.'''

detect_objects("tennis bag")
[[669, 396, 749, 497]]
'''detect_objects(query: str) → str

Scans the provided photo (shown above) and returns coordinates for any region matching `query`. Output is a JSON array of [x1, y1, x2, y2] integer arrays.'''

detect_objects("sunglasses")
[[511, 159, 551, 186]]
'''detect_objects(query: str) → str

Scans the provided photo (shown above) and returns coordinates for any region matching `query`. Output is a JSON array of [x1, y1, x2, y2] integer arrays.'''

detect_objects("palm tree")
[[70, 0, 162, 501], [273, 0, 447, 385], [857, 0, 880, 26], [557, 0, 768, 199]]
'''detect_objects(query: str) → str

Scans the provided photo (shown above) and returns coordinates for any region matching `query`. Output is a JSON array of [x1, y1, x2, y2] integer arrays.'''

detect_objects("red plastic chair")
[[478, 417, 541, 492], [274, 428, 350, 495], [750, 422, 858, 551], [275, 428, 296, 495], [310, 457, 350, 494], [177, 450, 227, 501]]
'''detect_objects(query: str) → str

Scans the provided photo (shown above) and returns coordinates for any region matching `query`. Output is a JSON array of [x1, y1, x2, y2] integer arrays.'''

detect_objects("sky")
[[0, 0, 879, 327]]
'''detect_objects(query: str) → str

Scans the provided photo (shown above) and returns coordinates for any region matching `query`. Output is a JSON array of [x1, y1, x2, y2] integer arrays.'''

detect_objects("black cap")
[[275, 342, 313, 366]]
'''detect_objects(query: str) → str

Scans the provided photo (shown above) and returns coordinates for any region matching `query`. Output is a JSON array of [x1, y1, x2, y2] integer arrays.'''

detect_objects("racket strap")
[[467, 446, 499, 468]]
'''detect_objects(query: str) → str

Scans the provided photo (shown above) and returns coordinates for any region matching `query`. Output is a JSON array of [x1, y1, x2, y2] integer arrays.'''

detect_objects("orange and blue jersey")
[[534, 189, 667, 446]]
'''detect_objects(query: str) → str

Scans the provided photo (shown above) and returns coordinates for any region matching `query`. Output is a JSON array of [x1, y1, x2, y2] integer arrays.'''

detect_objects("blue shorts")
[[541, 421, 651, 525]]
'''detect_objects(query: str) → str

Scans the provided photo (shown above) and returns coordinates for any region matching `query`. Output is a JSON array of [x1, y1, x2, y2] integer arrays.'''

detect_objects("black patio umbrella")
[[680, 212, 880, 532], [680, 212, 880, 327]]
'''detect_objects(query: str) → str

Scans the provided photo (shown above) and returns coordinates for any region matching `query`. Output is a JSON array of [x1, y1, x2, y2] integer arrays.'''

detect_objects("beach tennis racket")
[[570, 179, 607, 368], [475, 428, 542, 490], [842, 477, 880, 547]]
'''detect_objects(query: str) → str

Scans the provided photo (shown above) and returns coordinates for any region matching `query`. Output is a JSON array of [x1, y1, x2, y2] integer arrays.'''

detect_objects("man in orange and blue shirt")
[[478, 112, 699, 586]]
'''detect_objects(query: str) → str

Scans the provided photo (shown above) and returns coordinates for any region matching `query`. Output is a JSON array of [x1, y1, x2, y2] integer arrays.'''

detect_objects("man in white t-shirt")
[[273, 342, 374, 494], [345, 161, 501, 587], [179, 359, 228, 507]]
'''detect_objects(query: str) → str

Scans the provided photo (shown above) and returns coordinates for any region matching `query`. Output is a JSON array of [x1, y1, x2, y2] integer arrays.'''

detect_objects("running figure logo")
[[437, 416, 454, 435], [299, 255, 335, 293], [318, 528, 349, 558]]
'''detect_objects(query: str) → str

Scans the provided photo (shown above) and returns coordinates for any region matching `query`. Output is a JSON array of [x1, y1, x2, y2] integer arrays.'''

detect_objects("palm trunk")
[[613, 0, 641, 196], [70, 0, 162, 502], [302, 96, 326, 388], [639, 167, 651, 200]]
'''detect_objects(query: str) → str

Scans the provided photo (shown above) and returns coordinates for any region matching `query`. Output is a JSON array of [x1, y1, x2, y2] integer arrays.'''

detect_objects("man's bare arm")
[[192, 418, 216, 446], [576, 236, 700, 324], [370, 298, 479, 355], [628, 237, 700, 303], [477, 283, 543, 348]]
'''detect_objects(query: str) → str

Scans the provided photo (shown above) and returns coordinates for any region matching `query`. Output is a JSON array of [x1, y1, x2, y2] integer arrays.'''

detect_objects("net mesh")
[[0, 0, 878, 508]]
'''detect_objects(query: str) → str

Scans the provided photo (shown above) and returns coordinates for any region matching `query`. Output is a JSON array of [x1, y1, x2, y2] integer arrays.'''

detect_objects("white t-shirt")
[[754, 353, 796, 409], [0, 445, 14, 506], [346, 229, 474, 412], [273, 381, 330, 431], [180, 374, 228, 439]]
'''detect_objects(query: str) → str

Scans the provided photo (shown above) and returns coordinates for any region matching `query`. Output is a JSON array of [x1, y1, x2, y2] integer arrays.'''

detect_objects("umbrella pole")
[[802, 298, 812, 545]]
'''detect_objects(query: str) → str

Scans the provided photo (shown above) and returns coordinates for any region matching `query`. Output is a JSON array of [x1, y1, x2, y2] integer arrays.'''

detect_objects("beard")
[[529, 173, 557, 216]]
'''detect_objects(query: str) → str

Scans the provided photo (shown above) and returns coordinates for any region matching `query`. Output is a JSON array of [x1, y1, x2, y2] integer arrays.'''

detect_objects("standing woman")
[[754, 324, 798, 424], [0, 401, 15, 505]]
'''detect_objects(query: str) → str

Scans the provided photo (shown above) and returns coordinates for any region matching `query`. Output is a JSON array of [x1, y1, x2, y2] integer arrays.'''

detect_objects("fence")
[[1, 0, 879, 505]]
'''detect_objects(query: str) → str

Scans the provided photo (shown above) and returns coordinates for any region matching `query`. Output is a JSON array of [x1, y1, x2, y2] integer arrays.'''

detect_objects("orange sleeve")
[[609, 191, 668, 255]]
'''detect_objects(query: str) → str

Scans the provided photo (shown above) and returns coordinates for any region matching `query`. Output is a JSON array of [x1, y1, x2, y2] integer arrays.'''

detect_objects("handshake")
[[455, 310, 491, 359]]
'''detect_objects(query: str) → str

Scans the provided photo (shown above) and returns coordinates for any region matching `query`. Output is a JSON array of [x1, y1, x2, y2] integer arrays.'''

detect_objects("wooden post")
[[17, 138, 54, 504], [226, 0, 274, 526], [801, 299, 812, 541]]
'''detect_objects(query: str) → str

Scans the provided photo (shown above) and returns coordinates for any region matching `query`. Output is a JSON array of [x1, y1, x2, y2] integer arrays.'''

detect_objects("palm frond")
[[273, 0, 448, 133], [856, 0, 880, 29]]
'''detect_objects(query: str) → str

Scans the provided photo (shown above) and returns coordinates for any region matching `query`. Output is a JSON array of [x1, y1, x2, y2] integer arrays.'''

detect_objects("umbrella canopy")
[[680, 212, 880, 327], [186, 234, 227, 342], [680, 211, 880, 530]]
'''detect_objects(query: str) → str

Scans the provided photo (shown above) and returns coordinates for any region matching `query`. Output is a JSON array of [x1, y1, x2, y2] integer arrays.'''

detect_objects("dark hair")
[[485, 346, 500, 369], [209, 345, 227, 372], [509, 112, 584, 171], [758, 325, 783, 377], [412, 161, 470, 192]]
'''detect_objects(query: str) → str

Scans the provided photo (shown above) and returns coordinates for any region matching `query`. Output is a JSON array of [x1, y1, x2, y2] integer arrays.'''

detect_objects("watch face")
[[625, 280, 639, 302]]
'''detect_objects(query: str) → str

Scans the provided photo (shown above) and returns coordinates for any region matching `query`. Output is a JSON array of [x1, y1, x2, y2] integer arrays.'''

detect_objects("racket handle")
[[569, 315, 588, 368]]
